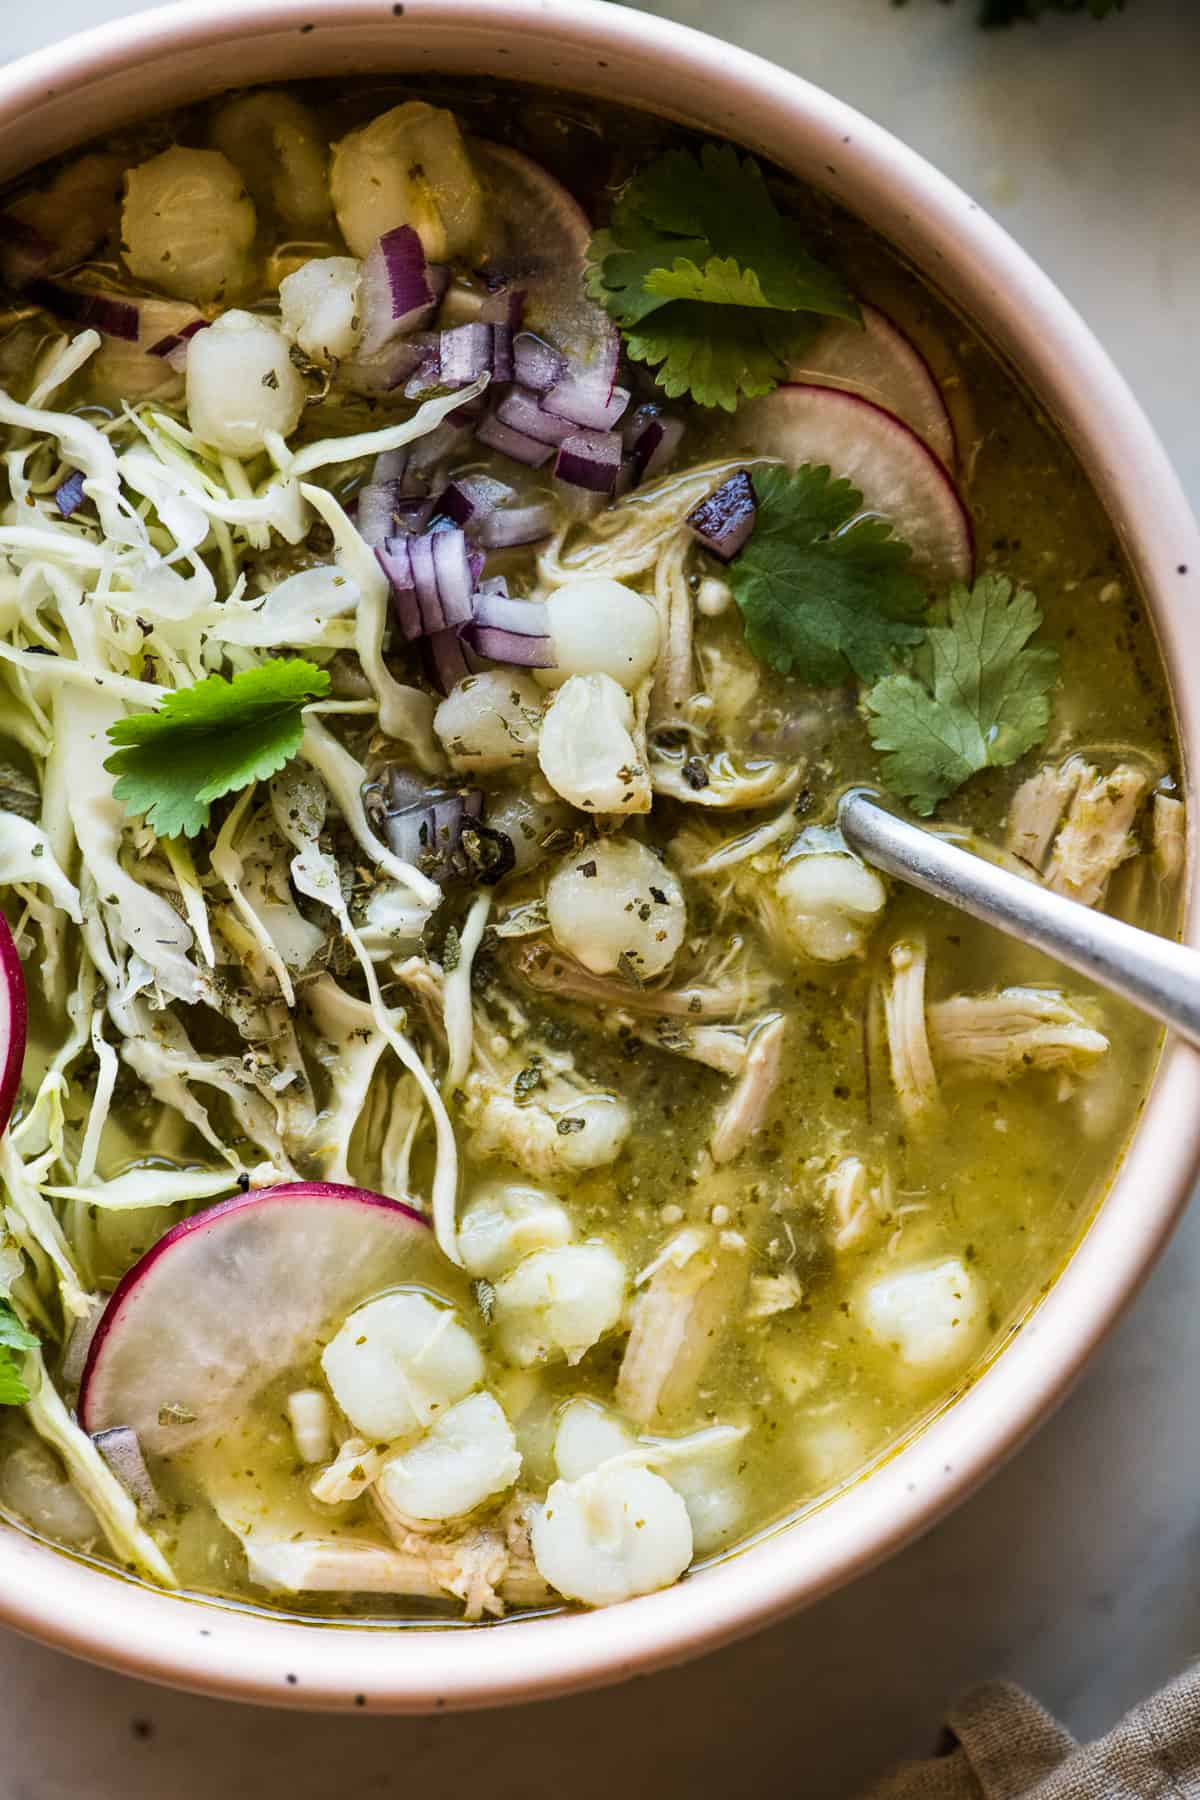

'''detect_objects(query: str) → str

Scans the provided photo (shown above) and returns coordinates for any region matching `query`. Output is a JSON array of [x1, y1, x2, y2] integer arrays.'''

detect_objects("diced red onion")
[[146, 317, 207, 371], [472, 588, 550, 636], [28, 280, 139, 342], [437, 474, 514, 529], [630, 413, 684, 484], [468, 624, 557, 667], [513, 331, 566, 394], [358, 482, 401, 549], [403, 343, 443, 399], [438, 322, 492, 389], [60, 1301, 103, 1390], [477, 498, 557, 549], [379, 526, 476, 639], [496, 385, 573, 448], [372, 448, 408, 485], [542, 373, 630, 433], [359, 225, 439, 359], [465, 588, 555, 666], [343, 337, 430, 395], [435, 321, 515, 389], [408, 531, 442, 632], [476, 413, 554, 468], [491, 325, 515, 385], [424, 626, 474, 695], [377, 537, 420, 640], [431, 528, 475, 627], [554, 428, 622, 494], [358, 481, 433, 548], [687, 470, 758, 562], [383, 787, 484, 879], [92, 1425, 163, 1518], [54, 469, 86, 519]]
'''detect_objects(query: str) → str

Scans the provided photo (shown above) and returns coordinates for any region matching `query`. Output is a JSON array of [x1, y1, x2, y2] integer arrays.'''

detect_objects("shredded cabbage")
[[0, 309, 500, 1579]]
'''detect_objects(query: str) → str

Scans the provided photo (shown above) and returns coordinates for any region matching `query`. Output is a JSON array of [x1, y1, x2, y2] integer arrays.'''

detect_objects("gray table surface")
[[1, 2, 1198, 1794]]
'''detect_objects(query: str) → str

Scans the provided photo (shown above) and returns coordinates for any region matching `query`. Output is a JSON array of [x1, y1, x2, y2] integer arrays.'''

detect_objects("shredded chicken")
[[1006, 761, 1083, 871], [372, 1487, 552, 1618], [616, 1228, 746, 1427], [882, 939, 938, 1122], [928, 987, 1109, 1080], [745, 1270, 803, 1320], [710, 1013, 785, 1163], [821, 1155, 892, 1253], [1041, 761, 1153, 904], [512, 939, 773, 1022], [460, 1020, 631, 1179]]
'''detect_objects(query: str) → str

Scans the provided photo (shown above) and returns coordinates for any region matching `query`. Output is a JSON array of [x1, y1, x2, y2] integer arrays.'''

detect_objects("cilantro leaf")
[[0, 1301, 36, 1407], [728, 464, 927, 684], [588, 144, 858, 410], [863, 574, 1058, 815], [625, 304, 821, 412], [105, 658, 331, 839]]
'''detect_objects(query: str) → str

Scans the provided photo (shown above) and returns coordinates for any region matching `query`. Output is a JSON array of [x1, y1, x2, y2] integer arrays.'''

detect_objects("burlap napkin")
[[862, 1670, 1200, 1797]]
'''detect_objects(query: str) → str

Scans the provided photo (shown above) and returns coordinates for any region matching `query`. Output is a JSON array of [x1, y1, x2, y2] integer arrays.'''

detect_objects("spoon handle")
[[838, 790, 1200, 1052]]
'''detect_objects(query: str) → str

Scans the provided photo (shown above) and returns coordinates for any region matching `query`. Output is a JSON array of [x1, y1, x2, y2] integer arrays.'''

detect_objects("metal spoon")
[[837, 789, 1200, 1050]]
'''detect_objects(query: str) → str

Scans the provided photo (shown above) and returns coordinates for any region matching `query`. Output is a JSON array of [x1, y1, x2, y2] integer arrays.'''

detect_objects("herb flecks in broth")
[[0, 80, 1180, 1623]]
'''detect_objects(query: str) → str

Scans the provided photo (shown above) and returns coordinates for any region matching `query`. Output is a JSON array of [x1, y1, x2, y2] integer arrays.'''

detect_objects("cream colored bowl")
[[0, 0, 1196, 1713]]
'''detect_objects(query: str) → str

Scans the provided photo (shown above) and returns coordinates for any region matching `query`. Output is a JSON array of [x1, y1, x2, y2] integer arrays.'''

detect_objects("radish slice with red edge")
[[733, 384, 974, 583], [0, 913, 25, 1138], [470, 140, 619, 383], [79, 1182, 471, 1454], [792, 304, 957, 469]]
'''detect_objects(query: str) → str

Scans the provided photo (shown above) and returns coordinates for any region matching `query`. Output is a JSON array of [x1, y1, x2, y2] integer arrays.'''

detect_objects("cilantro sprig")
[[588, 145, 859, 411], [727, 465, 928, 685], [105, 658, 331, 839], [0, 1301, 37, 1406], [863, 575, 1058, 815]]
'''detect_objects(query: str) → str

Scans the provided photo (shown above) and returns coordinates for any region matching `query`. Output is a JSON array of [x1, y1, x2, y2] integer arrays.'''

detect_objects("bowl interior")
[[0, 0, 1197, 1712]]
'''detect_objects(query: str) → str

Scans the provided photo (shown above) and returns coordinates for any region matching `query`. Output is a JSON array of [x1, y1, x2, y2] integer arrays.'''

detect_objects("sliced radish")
[[79, 1182, 466, 1454], [469, 140, 618, 383], [792, 304, 956, 469], [734, 384, 974, 583], [0, 912, 27, 1138]]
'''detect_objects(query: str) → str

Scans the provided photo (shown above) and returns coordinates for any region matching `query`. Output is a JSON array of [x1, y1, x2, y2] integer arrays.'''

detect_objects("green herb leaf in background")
[[0, 1300, 37, 1406], [728, 464, 928, 685], [105, 658, 331, 839], [863, 574, 1058, 814], [588, 145, 859, 411]]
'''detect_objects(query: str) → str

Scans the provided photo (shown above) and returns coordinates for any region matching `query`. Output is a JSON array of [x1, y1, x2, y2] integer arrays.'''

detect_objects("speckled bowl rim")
[[0, 0, 1196, 1714]]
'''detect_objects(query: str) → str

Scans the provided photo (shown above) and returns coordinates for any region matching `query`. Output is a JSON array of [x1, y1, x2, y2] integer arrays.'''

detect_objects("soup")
[[0, 77, 1181, 1620]]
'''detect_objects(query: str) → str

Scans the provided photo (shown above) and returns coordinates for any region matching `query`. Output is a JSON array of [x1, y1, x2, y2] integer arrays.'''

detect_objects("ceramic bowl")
[[0, 0, 1196, 1713]]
